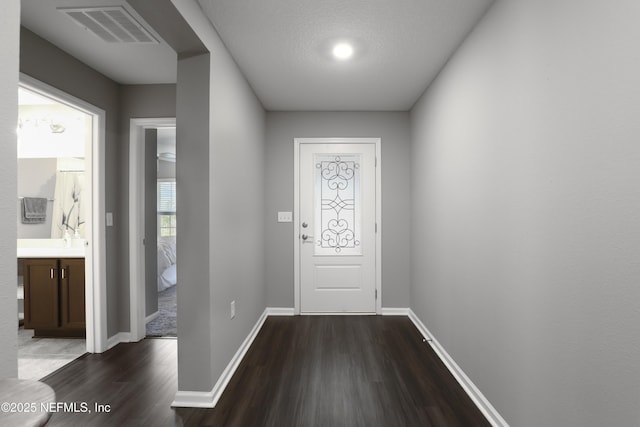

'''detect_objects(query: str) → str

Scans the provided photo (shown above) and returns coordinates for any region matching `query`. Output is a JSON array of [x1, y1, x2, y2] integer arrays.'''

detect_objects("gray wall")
[[0, 0, 19, 379], [144, 129, 158, 317], [17, 158, 56, 238], [410, 0, 640, 425], [19, 27, 123, 337], [176, 52, 213, 391], [173, 0, 266, 394], [265, 112, 411, 308], [208, 48, 266, 392]]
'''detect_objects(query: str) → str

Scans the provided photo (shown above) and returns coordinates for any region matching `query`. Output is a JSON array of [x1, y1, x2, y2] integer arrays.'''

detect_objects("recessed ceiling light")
[[332, 42, 354, 60]]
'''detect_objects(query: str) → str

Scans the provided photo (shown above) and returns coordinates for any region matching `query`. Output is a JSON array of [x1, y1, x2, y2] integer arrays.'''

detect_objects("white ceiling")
[[20, 0, 493, 111], [198, 0, 494, 110]]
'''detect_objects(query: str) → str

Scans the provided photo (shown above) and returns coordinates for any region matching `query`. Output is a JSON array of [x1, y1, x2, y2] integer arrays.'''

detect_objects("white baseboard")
[[106, 332, 131, 350], [172, 390, 216, 408], [145, 311, 160, 324], [300, 312, 375, 316], [265, 307, 295, 316], [172, 308, 270, 408], [381, 307, 410, 316], [407, 309, 432, 341], [208, 308, 268, 407], [408, 309, 509, 427]]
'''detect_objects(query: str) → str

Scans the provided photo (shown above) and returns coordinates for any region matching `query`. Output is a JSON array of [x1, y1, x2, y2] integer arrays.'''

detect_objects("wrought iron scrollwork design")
[[316, 156, 360, 253]]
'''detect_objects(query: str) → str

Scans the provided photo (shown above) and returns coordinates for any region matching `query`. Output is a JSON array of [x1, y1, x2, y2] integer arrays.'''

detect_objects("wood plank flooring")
[[42, 316, 490, 427], [42, 338, 178, 427]]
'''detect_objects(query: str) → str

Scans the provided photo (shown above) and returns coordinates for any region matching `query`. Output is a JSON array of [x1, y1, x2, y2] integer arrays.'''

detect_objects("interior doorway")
[[129, 118, 177, 341], [17, 75, 107, 379], [147, 128, 177, 337]]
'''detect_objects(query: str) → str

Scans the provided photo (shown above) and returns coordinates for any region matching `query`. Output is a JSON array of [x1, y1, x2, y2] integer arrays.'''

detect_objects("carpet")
[[146, 285, 177, 337]]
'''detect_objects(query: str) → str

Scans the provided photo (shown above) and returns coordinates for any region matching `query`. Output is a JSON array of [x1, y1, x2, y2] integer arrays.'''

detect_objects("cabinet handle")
[[50, 268, 55, 279], [61, 268, 65, 279]]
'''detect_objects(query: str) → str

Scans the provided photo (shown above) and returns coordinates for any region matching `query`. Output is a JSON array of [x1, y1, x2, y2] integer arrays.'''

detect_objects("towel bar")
[[18, 197, 54, 201]]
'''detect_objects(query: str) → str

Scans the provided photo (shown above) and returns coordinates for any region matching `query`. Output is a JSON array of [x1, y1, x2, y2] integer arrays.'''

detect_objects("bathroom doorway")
[[17, 76, 107, 379]]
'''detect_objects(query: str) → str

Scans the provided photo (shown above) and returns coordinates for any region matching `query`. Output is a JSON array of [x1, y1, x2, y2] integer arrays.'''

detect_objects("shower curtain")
[[50, 171, 85, 239]]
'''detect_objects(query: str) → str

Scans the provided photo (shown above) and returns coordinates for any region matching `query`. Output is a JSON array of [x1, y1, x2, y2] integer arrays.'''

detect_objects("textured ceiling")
[[198, 0, 494, 111], [20, 0, 493, 111]]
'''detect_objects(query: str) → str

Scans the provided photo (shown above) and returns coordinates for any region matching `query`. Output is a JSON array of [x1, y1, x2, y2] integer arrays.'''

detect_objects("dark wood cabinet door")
[[23, 259, 59, 329], [60, 258, 86, 329]]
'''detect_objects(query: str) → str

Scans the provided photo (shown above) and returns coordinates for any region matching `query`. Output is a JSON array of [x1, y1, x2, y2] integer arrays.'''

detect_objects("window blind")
[[158, 181, 176, 214]]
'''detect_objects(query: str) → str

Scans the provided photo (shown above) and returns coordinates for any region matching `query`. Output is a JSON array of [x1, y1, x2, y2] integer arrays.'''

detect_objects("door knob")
[[301, 222, 308, 228], [301, 234, 314, 242]]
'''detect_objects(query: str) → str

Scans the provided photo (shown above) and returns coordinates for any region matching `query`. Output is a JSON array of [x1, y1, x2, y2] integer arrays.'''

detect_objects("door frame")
[[293, 137, 382, 315], [129, 117, 176, 342], [19, 73, 108, 353]]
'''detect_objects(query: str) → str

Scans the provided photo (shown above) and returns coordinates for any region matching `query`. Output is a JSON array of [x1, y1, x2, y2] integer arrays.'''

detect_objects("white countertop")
[[17, 239, 85, 258]]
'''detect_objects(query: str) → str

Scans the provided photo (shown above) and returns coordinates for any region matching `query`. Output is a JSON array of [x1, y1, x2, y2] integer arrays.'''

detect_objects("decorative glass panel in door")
[[314, 154, 361, 256]]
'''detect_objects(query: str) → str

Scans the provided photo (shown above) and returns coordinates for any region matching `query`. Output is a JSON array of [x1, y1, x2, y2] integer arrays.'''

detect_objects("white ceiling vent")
[[58, 6, 159, 44]]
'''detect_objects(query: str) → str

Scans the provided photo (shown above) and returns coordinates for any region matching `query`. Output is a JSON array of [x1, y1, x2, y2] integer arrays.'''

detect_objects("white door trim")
[[129, 117, 176, 342], [19, 73, 108, 353], [293, 137, 382, 315]]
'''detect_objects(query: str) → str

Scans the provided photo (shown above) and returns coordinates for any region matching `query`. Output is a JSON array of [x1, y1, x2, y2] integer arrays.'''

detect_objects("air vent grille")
[[59, 6, 158, 44]]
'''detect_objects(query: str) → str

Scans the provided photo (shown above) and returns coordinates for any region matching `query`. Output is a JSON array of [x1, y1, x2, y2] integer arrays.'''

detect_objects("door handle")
[[301, 234, 314, 243]]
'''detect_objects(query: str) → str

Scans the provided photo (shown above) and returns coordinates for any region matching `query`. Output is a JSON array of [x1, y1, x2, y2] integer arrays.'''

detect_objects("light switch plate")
[[277, 211, 293, 223]]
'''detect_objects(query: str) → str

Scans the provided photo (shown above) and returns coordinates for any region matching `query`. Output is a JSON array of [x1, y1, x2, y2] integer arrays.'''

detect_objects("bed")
[[157, 236, 177, 292]]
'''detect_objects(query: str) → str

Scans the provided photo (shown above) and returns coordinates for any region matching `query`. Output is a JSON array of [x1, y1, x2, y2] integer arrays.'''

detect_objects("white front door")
[[298, 142, 377, 313]]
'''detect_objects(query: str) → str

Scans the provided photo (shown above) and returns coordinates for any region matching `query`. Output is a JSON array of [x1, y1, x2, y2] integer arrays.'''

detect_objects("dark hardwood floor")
[[42, 337, 178, 427], [41, 316, 490, 427]]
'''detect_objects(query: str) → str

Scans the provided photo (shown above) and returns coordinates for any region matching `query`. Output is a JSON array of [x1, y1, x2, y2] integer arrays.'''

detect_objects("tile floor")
[[18, 327, 86, 380]]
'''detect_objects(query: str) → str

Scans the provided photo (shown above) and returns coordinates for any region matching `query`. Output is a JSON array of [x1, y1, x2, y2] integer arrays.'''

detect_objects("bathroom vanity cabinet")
[[22, 257, 85, 337]]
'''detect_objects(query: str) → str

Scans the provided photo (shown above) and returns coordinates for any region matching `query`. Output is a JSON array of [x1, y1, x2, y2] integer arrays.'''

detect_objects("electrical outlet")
[[230, 300, 235, 319]]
